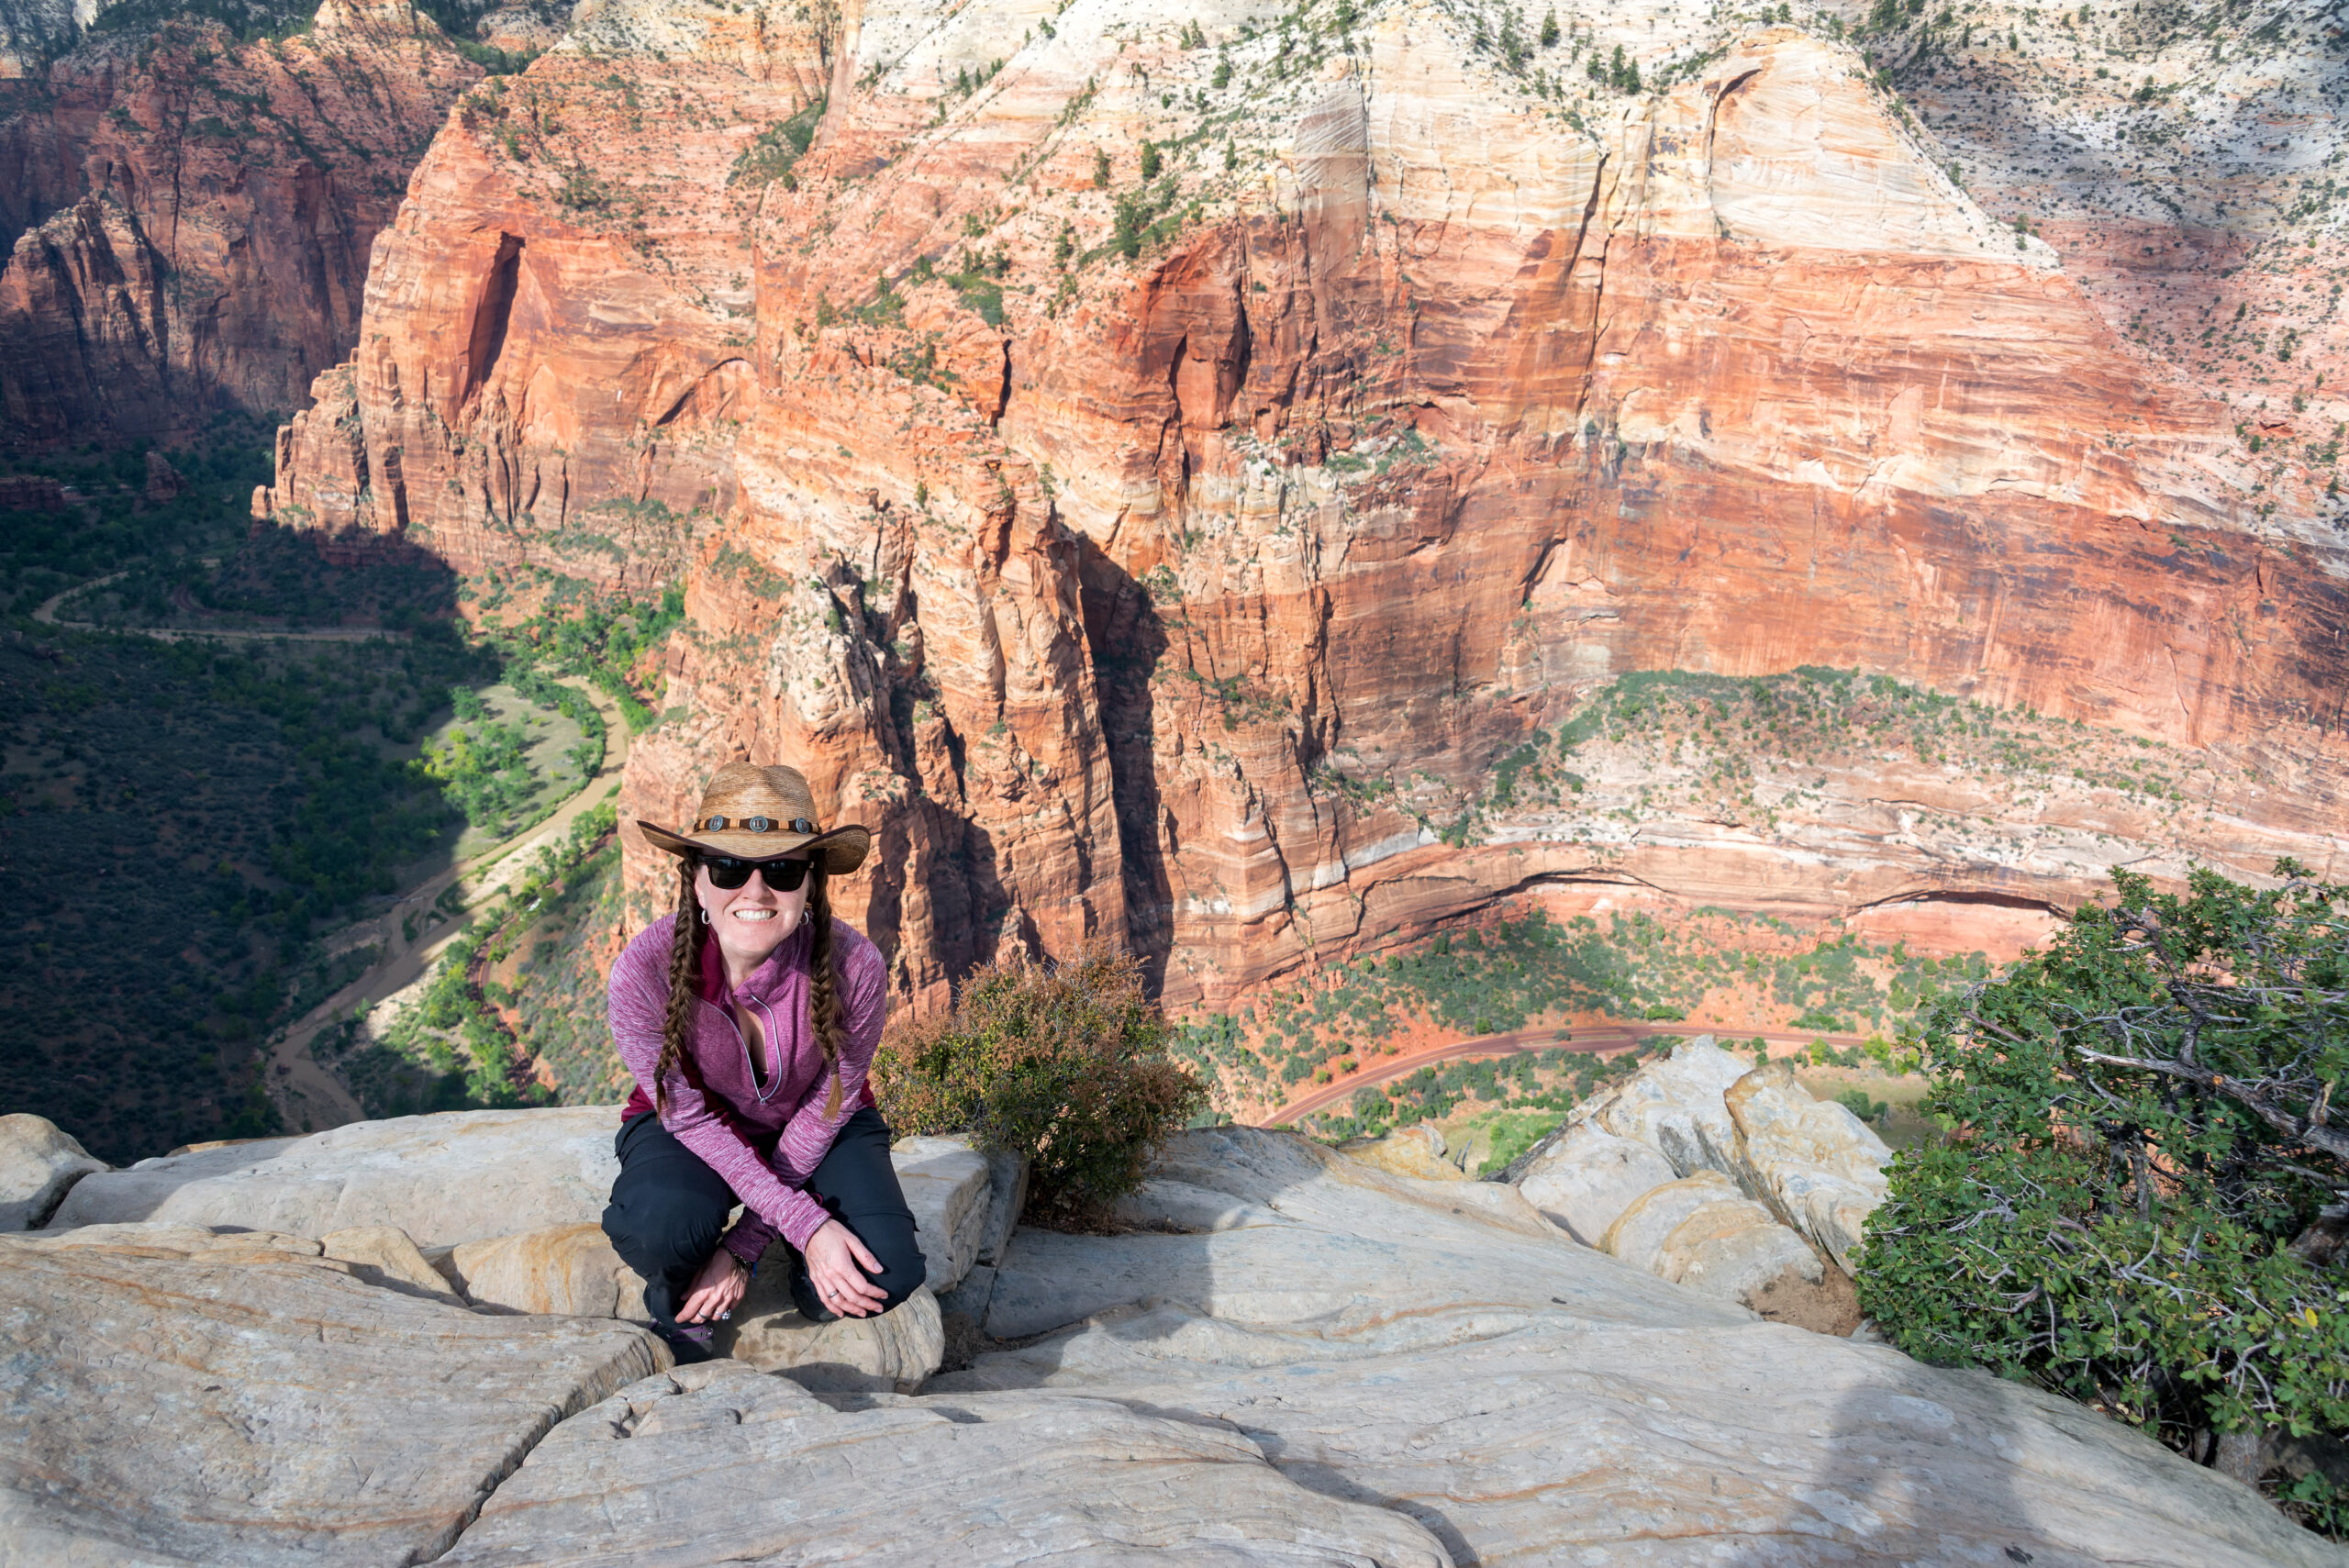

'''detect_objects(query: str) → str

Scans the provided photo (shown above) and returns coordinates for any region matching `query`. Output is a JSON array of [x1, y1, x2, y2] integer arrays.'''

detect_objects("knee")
[[867, 1223, 929, 1312], [602, 1183, 731, 1276]]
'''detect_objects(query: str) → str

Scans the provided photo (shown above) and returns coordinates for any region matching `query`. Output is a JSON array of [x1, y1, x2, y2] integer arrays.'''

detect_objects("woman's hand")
[[677, 1247, 750, 1325], [803, 1218, 888, 1318]]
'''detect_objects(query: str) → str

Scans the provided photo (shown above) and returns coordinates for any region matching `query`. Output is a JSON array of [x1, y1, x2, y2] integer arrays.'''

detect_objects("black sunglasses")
[[698, 855, 812, 892]]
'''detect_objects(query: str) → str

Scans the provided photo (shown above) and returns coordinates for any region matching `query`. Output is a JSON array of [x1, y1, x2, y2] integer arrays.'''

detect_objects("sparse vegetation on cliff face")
[[1172, 906, 1981, 1120], [1866, 0, 2348, 521], [506, 828, 627, 1101], [474, 572, 683, 733], [1334, 664, 2218, 854], [1300, 1043, 1640, 1145], [1860, 862, 2349, 1535], [874, 947, 1207, 1225]]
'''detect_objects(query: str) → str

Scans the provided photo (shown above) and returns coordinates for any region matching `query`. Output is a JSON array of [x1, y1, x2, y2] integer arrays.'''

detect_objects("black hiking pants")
[[600, 1104, 925, 1331]]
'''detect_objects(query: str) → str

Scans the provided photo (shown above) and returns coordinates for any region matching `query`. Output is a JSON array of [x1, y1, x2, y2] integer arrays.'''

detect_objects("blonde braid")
[[654, 859, 703, 1116], [806, 862, 843, 1118]]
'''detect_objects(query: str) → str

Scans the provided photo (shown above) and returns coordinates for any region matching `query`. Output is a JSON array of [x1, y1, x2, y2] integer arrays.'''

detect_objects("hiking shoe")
[[653, 1318, 717, 1365]]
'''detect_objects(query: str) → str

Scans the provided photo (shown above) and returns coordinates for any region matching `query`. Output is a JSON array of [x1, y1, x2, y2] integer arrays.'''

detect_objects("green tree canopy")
[[1859, 862, 2349, 1535]]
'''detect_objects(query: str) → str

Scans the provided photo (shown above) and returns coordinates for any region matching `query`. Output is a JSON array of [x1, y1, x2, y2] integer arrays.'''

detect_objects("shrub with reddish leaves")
[[874, 947, 1207, 1226]]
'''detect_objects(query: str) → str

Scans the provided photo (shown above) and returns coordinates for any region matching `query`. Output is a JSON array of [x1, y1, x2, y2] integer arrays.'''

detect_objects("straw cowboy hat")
[[637, 762, 871, 873]]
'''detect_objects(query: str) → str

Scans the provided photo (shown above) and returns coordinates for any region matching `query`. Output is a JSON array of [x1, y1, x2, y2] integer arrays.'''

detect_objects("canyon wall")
[[265, 0, 2349, 1010], [0, 0, 479, 445]]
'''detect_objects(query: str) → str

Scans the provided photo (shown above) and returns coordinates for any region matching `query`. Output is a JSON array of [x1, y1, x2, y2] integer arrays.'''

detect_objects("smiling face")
[[695, 856, 812, 978]]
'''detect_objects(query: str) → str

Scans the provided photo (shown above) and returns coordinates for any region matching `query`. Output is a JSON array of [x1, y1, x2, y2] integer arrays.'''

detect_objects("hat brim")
[[638, 819, 871, 874]]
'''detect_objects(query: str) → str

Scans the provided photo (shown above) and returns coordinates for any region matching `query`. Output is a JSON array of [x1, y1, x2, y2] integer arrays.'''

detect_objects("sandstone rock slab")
[[973, 1144, 1029, 1266], [941, 1304, 2327, 1568], [437, 1360, 1450, 1566], [1598, 1171, 1771, 1273], [0, 1227, 665, 1566], [443, 1221, 649, 1318], [1110, 1175, 1297, 1234], [1505, 1045, 1898, 1284], [319, 1223, 466, 1304], [1581, 1036, 1753, 1177], [0, 1114, 105, 1231], [1512, 1121, 1677, 1245], [1598, 1171, 1854, 1330], [24, 1220, 328, 1261], [1726, 1060, 1894, 1273], [715, 1273, 943, 1392], [985, 1130, 1730, 1344], [49, 1107, 622, 1248]]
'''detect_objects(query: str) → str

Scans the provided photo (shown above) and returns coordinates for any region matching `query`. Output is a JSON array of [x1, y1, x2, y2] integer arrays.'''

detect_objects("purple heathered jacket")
[[608, 911, 887, 1263]]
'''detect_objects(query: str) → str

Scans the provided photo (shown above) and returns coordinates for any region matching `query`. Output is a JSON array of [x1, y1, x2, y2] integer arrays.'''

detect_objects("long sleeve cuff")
[[723, 1186, 833, 1263], [775, 1187, 832, 1252], [721, 1216, 775, 1269]]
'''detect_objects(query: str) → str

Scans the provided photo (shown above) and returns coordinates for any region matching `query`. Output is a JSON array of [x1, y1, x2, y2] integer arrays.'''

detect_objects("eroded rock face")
[[0, 0, 482, 443], [1498, 1040, 1889, 1329], [1575, 1037, 1754, 1179], [716, 1278, 945, 1391], [0, 1112, 104, 1230], [443, 1220, 650, 1317], [890, 1133, 994, 1292], [1726, 1059, 1895, 1274], [0, 1224, 665, 1566], [262, 0, 2349, 1018], [1597, 1169, 1853, 1332], [1336, 1121, 1464, 1182], [1512, 1122, 1676, 1246], [320, 1222, 471, 1305]]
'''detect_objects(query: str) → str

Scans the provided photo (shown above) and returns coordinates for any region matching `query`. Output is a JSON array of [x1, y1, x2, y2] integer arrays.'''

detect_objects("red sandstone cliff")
[[0, 0, 480, 445], [263, 0, 2349, 1010]]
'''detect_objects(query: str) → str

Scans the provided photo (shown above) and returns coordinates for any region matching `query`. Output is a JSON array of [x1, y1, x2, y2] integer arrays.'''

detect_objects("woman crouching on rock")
[[602, 762, 924, 1363]]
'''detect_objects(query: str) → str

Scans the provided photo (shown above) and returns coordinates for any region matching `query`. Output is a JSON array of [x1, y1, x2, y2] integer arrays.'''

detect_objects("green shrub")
[[1858, 862, 2349, 1535], [730, 96, 825, 187], [1833, 1088, 1888, 1125], [874, 948, 1207, 1225]]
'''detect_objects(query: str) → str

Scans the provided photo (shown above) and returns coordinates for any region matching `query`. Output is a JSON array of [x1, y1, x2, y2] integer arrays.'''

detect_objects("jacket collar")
[[696, 919, 809, 1007]]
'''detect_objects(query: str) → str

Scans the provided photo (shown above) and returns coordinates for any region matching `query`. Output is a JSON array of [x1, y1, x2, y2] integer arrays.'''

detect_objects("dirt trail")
[[1264, 1021, 1878, 1126]]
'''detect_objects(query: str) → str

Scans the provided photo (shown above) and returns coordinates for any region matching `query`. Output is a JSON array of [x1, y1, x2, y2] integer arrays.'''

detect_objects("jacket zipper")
[[751, 995, 785, 1103], [696, 991, 777, 1106]]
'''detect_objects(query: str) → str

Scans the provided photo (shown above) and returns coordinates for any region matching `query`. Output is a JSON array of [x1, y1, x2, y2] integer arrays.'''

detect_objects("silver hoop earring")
[[699, 907, 710, 925]]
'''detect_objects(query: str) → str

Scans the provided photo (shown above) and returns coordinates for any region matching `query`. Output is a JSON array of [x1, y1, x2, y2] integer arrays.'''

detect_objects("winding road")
[[1266, 1021, 1880, 1125], [263, 679, 630, 1130]]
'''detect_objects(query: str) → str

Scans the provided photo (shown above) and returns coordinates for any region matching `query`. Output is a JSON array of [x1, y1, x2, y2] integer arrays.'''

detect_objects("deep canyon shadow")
[[1074, 537, 1174, 994], [0, 512, 483, 1161]]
